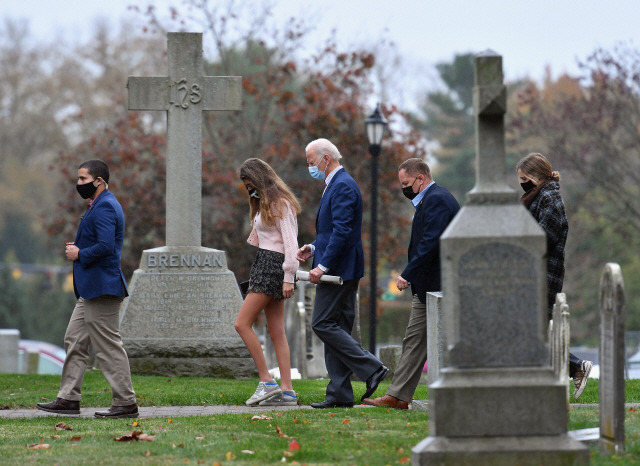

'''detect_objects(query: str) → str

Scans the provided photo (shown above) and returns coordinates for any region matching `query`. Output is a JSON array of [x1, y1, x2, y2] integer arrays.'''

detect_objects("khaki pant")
[[386, 294, 427, 403], [58, 296, 135, 406]]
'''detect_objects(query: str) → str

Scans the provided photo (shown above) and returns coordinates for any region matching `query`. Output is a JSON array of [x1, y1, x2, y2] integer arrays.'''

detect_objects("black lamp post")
[[365, 103, 387, 355]]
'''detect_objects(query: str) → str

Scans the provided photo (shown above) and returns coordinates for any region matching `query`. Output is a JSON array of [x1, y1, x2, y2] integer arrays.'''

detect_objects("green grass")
[[1, 372, 640, 464]]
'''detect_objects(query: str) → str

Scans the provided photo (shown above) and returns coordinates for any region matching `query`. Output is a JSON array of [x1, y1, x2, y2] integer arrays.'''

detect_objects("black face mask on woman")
[[520, 180, 536, 192], [76, 180, 98, 199]]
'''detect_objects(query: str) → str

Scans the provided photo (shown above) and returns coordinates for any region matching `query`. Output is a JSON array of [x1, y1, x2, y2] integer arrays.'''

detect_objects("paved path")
[[2, 403, 634, 419], [0, 404, 371, 419]]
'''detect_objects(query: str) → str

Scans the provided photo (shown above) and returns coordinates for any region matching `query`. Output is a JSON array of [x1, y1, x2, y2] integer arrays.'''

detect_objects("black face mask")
[[248, 188, 259, 199], [76, 180, 98, 199], [520, 180, 536, 192], [402, 177, 419, 200]]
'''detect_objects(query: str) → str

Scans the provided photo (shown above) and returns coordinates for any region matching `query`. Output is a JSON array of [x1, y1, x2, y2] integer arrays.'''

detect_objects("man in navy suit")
[[364, 158, 460, 409], [37, 160, 138, 418], [297, 138, 388, 408]]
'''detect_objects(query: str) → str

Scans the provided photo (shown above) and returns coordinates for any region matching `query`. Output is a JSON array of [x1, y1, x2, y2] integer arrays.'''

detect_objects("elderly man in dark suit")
[[297, 138, 388, 408], [364, 158, 459, 409], [37, 159, 137, 418]]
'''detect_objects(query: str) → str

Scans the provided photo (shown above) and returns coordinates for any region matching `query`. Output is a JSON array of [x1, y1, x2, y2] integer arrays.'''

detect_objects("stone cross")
[[413, 50, 589, 464], [127, 32, 241, 247], [599, 262, 626, 455]]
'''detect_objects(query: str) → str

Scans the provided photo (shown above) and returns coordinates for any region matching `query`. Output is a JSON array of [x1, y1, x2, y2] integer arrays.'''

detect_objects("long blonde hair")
[[239, 158, 301, 226], [516, 152, 560, 182]]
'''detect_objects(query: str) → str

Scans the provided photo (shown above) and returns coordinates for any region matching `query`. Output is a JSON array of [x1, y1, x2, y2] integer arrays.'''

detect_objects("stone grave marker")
[[549, 293, 571, 400], [0, 329, 20, 373], [426, 291, 443, 385], [119, 32, 255, 377], [599, 262, 626, 454], [412, 50, 588, 464]]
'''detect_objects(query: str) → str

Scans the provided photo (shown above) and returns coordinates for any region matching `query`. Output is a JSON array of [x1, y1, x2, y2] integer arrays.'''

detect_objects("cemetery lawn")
[[0, 373, 639, 464]]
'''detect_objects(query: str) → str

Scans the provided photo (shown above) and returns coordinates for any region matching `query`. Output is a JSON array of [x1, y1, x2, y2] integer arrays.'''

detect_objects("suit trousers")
[[386, 294, 427, 403], [312, 279, 381, 402], [58, 296, 136, 406]]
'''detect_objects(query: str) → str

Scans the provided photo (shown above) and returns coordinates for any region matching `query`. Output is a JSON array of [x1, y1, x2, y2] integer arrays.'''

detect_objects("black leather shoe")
[[361, 365, 389, 401], [36, 398, 80, 415], [311, 400, 354, 409], [94, 404, 139, 419]]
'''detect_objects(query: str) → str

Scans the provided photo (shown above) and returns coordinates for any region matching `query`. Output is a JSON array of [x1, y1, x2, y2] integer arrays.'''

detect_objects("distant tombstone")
[[426, 291, 443, 385], [599, 263, 626, 455], [412, 50, 588, 465], [119, 32, 254, 377], [549, 293, 571, 400], [0, 329, 19, 373]]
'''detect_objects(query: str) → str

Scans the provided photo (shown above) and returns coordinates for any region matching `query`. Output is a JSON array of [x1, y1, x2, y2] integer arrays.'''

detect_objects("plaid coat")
[[527, 181, 568, 317]]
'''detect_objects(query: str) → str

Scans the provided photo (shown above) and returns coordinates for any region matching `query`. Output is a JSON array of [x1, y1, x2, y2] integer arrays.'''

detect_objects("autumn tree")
[[510, 44, 640, 336]]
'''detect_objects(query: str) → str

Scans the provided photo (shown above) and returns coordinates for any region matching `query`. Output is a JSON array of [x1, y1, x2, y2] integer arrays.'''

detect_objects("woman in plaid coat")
[[517, 152, 593, 399]]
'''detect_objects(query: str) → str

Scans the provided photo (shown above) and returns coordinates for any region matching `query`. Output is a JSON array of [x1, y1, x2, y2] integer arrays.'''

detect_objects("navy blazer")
[[401, 183, 460, 303], [312, 168, 364, 282], [73, 190, 129, 300]]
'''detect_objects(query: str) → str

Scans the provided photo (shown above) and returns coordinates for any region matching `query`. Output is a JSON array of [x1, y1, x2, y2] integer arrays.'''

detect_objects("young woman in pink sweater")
[[237, 158, 301, 406]]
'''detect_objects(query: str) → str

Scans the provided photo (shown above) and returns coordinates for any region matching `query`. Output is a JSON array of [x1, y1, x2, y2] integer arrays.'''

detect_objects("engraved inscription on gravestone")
[[452, 242, 547, 367]]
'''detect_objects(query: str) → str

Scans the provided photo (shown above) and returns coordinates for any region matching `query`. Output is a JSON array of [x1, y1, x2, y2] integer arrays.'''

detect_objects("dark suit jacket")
[[401, 183, 460, 303], [312, 168, 364, 282], [73, 190, 129, 300]]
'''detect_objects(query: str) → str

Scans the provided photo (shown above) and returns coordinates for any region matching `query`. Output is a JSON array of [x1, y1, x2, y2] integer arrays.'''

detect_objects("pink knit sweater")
[[246, 201, 299, 283]]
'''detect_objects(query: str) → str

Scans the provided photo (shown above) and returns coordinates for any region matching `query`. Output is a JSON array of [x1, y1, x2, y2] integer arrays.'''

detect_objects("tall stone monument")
[[119, 32, 255, 377], [412, 51, 589, 464]]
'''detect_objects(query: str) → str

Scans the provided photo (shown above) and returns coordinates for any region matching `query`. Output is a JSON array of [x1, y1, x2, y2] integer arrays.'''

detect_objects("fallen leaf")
[[196, 436, 205, 440], [329, 413, 335, 418], [114, 431, 143, 442], [288, 439, 301, 450], [55, 422, 72, 431], [50, 435, 60, 439], [28, 443, 50, 449], [145, 451, 151, 457], [397, 447, 405, 453], [251, 414, 273, 420], [241, 450, 255, 454], [225, 451, 236, 460], [399, 456, 410, 463], [138, 433, 156, 442], [177, 443, 184, 448], [168, 418, 173, 423], [213, 462, 221, 466], [343, 419, 350, 424], [276, 426, 290, 438], [283, 451, 294, 457], [68, 436, 81, 442]]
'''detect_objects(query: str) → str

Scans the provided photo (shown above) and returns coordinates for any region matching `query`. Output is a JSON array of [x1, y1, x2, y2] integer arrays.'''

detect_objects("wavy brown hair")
[[516, 152, 560, 182], [239, 158, 301, 226]]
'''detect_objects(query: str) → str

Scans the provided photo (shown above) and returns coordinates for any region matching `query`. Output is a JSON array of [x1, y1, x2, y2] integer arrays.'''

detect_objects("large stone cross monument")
[[412, 51, 588, 464], [119, 32, 255, 377]]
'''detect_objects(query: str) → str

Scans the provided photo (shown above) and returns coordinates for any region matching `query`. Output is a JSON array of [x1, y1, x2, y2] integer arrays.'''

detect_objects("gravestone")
[[412, 50, 588, 464], [599, 263, 625, 454], [549, 293, 571, 400], [426, 291, 443, 385], [119, 32, 254, 377], [0, 329, 20, 373]]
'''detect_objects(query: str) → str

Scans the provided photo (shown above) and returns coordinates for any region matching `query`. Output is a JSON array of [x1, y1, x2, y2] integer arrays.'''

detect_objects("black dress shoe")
[[361, 365, 389, 401], [36, 398, 80, 415], [311, 400, 354, 409], [94, 404, 139, 419]]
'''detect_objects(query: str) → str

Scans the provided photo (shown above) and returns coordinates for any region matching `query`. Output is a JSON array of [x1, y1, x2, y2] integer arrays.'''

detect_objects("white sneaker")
[[258, 390, 298, 406], [245, 379, 282, 405], [573, 360, 593, 399]]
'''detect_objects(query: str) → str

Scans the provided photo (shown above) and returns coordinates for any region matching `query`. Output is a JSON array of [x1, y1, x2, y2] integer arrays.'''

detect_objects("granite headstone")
[[119, 32, 254, 377]]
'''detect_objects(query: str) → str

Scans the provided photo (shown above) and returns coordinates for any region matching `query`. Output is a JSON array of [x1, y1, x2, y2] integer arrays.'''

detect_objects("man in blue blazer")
[[364, 158, 460, 409], [297, 138, 388, 408], [37, 160, 137, 418]]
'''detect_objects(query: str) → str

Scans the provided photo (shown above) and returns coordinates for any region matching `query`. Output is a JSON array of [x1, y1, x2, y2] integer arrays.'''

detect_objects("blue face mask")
[[308, 156, 327, 181]]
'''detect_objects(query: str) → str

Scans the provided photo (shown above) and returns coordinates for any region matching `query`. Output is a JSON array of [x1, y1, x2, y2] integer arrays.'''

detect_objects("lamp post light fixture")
[[365, 103, 388, 355]]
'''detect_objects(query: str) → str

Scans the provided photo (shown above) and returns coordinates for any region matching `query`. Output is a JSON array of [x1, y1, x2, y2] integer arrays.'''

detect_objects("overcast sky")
[[2, 0, 639, 109]]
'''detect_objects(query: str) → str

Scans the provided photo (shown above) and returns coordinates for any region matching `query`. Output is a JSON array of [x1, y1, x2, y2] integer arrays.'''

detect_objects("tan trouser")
[[58, 296, 136, 406], [386, 294, 427, 403]]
